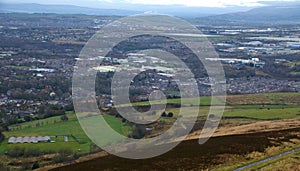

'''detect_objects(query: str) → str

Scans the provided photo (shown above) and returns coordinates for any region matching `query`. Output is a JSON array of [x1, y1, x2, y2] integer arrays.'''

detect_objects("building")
[[8, 136, 51, 144], [23, 136, 30, 143], [290, 44, 300, 49], [8, 137, 16, 144], [64, 136, 69, 142]]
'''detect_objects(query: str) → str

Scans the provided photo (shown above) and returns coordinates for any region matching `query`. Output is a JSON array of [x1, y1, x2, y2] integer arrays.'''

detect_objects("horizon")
[[1, 0, 299, 8]]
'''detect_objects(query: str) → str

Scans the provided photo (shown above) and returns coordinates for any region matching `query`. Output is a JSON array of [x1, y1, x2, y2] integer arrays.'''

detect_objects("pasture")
[[1, 113, 133, 154]]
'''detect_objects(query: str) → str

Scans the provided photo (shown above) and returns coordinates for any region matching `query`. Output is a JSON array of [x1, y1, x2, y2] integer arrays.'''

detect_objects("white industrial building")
[[8, 136, 51, 144]]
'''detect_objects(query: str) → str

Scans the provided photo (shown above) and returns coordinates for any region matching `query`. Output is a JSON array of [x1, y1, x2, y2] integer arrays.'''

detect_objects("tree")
[[60, 115, 68, 122], [167, 112, 174, 118], [208, 114, 215, 119], [32, 162, 40, 170], [0, 132, 4, 143], [58, 147, 72, 156], [24, 115, 31, 122], [161, 112, 167, 117], [131, 125, 146, 139]]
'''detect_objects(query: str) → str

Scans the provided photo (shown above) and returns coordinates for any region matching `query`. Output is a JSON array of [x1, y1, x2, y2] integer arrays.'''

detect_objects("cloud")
[[121, 0, 297, 7]]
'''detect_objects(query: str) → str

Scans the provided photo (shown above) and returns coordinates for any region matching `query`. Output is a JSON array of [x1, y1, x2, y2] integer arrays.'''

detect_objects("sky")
[[121, 0, 297, 7], [2, 0, 299, 8]]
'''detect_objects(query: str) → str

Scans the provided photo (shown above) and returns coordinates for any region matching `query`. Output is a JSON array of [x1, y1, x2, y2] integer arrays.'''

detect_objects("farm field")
[[129, 92, 300, 106], [224, 106, 300, 120], [1, 112, 133, 155]]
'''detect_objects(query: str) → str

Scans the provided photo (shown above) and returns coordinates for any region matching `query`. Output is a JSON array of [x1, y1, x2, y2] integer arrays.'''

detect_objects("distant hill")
[[0, 3, 253, 18], [0, 3, 141, 16], [203, 4, 300, 24], [2, 2, 299, 22]]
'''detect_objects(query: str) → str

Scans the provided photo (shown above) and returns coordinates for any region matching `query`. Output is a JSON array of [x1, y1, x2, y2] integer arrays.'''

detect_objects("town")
[[0, 13, 300, 122]]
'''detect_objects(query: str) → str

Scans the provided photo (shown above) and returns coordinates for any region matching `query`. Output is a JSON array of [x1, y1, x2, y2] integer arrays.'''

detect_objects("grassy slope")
[[1, 113, 133, 154], [0, 92, 299, 167], [224, 107, 300, 120], [130, 92, 300, 107]]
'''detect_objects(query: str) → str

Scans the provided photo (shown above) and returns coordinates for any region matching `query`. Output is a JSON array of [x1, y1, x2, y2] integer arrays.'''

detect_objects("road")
[[233, 147, 300, 171]]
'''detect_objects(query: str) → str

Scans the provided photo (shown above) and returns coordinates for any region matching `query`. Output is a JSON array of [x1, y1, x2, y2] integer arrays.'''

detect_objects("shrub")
[[43, 149, 56, 155], [7, 146, 25, 157], [24, 148, 41, 157], [21, 162, 31, 170], [167, 112, 174, 118], [131, 125, 146, 139], [58, 147, 72, 156], [60, 115, 69, 121], [32, 162, 40, 170], [0, 132, 5, 143], [52, 154, 69, 164], [208, 114, 215, 119]]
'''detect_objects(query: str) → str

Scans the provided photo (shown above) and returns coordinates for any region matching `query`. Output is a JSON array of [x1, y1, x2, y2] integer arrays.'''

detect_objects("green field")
[[6, 65, 32, 69], [1, 113, 133, 155], [224, 106, 300, 120], [129, 96, 222, 106], [8, 115, 65, 131], [130, 92, 300, 107], [161, 105, 300, 122]]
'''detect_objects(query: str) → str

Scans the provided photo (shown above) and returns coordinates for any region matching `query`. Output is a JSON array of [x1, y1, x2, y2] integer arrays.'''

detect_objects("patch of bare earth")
[[185, 119, 300, 141], [40, 120, 300, 171], [35, 151, 108, 171]]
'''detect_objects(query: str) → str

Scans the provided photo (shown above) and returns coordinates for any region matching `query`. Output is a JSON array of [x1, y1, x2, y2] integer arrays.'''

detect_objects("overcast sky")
[[2, 0, 299, 7]]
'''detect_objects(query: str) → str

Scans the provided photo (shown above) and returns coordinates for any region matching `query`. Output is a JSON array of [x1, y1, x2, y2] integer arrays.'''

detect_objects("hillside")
[[0, 3, 140, 16], [203, 5, 300, 24], [0, 3, 253, 18]]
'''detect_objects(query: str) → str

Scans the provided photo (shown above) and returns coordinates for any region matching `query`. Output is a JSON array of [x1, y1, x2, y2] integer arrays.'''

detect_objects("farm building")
[[8, 136, 51, 144], [29, 137, 38, 143], [8, 137, 16, 144], [37, 136, 51, 142], [64, 136, 69, 142], [16, 137, 23, 143], [23, 136, 30, 143]]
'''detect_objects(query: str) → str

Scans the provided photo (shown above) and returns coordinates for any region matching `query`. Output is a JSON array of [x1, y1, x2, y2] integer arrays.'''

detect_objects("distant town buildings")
[[205, 57, 266, 68]]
